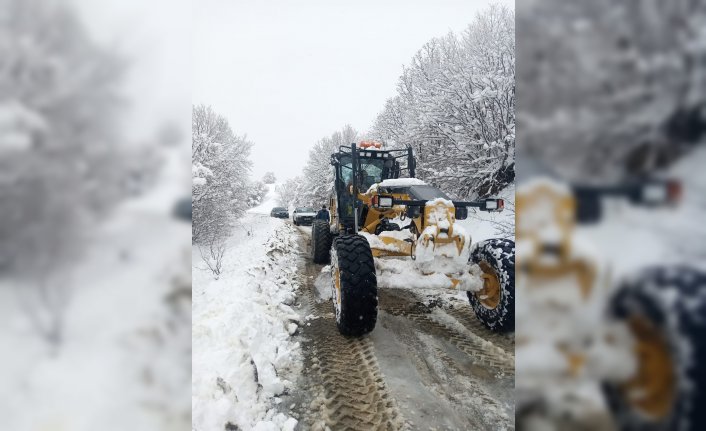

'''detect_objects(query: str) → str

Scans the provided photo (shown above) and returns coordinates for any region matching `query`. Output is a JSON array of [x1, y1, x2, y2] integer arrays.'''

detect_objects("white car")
[[292, 207, 317, 226]]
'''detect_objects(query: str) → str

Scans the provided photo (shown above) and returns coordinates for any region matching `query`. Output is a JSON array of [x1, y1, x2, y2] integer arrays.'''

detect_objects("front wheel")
[[467, 238, 515, 333], [331, 235, 377, 336], [603, 266, 706, 431]]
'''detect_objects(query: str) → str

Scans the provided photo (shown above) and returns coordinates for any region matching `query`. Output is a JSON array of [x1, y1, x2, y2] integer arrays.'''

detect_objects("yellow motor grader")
[[515, 170, 706, 431], [310, 141, 514, 336]]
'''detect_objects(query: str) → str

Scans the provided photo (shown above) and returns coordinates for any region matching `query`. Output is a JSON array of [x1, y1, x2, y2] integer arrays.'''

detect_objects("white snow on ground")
[[314, 266, 333, 301], [0, 147, 192, 430], [192, 210, 301, 431]]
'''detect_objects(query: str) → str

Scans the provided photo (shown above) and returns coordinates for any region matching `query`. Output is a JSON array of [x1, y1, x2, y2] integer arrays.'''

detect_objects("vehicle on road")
[[292, 207, 317, 226], [270, 207, 289, 218], [310, 141, 512, 336]]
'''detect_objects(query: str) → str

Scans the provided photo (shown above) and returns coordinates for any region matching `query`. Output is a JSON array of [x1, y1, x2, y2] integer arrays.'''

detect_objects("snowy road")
[[286, 224, 514, 431], [193, 183, 514, 430]]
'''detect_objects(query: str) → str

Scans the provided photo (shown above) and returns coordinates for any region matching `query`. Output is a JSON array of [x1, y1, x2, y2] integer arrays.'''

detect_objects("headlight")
[[378, 196, 393, 208]]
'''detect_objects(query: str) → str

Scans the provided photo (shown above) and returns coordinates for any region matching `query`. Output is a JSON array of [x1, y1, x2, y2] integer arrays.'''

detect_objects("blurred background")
[[0, 0, 191, 429], [516, 1, 706, 430], [5, 0, 706, 430]]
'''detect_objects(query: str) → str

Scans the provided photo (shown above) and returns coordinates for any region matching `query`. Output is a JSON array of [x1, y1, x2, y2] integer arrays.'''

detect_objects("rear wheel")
[[311, 220, 332, 264], [467, 238, 515, 333], [331, 235, 377, 336], [603, 266, 706, 431]]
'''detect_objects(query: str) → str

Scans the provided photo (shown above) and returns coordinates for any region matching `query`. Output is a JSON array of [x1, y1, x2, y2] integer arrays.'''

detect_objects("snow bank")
[[193, 215, 301, 430]]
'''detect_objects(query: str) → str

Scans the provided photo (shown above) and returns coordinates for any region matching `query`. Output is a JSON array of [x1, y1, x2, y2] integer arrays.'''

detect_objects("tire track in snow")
[[306, 317, 406, 430], [378, 289, 514, 376], [290, 225, 513, 430], [440, 303, 515, 356], [292, 231, 406, 431]]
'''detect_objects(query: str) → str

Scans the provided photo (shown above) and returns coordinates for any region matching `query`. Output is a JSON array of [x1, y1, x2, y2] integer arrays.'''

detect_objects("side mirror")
[[455, 206, 468, 220]]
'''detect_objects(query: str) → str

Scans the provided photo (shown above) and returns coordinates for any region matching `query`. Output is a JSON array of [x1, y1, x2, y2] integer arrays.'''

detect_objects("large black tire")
[[331, 235, 377, 336], [603, 266, 706, 431], [467, 238, 515, 333], [311, 220, 332, 264]]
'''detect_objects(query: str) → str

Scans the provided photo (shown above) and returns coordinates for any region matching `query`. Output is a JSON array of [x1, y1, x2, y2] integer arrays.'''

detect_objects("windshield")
[[296, 207, 315, 212], [360, 161, 383, 189], [272, 207, 286, 211], [340, 155, 386, 190]]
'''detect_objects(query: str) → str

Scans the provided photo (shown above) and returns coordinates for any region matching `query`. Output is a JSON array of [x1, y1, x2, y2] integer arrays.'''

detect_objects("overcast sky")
[[194, 0, 507, 181]]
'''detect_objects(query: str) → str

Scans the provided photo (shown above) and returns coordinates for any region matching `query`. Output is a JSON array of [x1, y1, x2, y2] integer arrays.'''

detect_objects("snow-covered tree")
[[277, 125, 358, 209], [192, 104, 253, 244], [262, 172, 276, 184], [0, 0, 130, 348], [0, 0, 127, 274], [372, 5, 515, 198], [247, 180, 268, 207], [300, 125, 359, 206], [276, 176, 306, 209], [517, 0, 706, 180]]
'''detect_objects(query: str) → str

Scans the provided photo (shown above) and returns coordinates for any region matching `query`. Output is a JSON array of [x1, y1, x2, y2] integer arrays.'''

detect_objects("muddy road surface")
[[285, 224, 514, 431]]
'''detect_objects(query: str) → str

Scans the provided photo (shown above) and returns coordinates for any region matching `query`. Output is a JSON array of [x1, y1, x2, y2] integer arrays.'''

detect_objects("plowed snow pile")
[[192, 215, 302, 431], [371, 185, 514, 301]]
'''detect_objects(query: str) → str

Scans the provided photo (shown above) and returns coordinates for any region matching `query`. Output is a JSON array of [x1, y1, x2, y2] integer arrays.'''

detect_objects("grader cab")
[[310, 142, 514, 336]]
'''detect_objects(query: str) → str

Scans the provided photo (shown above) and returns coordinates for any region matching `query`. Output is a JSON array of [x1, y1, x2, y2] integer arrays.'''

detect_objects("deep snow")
[[193, 184, 302, 430]]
